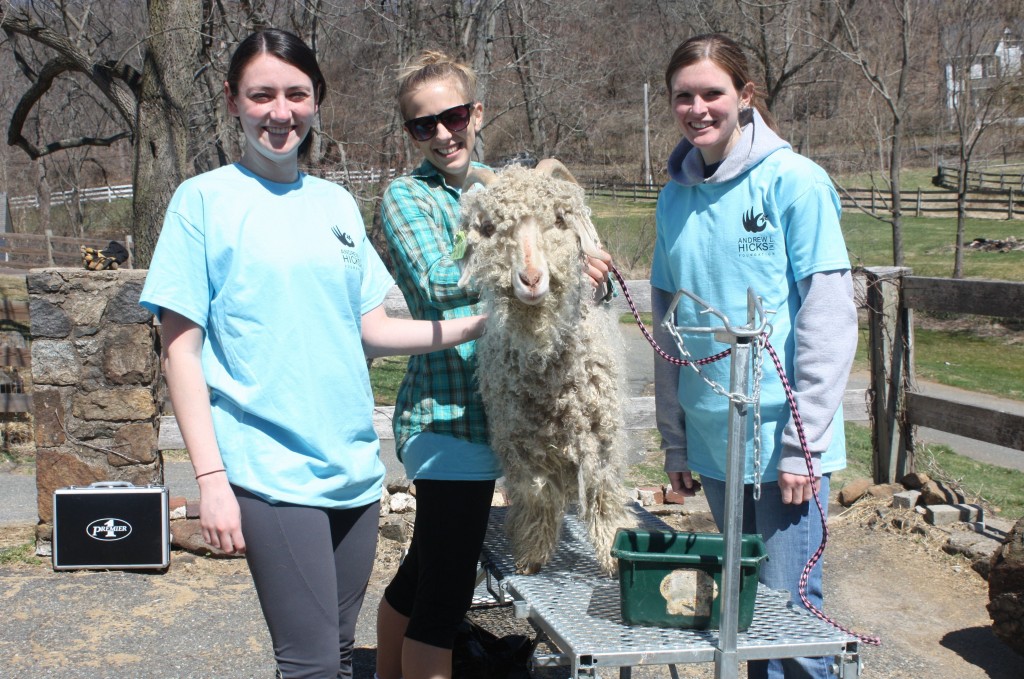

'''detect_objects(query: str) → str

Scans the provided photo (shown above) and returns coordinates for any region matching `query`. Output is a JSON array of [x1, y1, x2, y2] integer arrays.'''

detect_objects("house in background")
[[943, 25, 1023, 119]]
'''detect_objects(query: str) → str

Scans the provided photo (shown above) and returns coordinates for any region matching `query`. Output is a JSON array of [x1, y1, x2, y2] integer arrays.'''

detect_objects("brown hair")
[[664, 33, 777, 131], [396, 50, 477, 119], [227, 29, 327, 106], [226, 29, 326, 156]]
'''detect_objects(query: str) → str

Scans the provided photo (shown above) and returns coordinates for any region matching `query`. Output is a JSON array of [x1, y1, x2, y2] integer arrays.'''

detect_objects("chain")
[[664, 323, 754, 404], [751, 332, 765, 500]]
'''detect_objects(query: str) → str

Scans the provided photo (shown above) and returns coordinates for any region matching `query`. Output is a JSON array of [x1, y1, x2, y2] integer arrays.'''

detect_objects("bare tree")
[[937, 1, 1024, 278], [833, 0, 933, 267], [130, 0, 203, 266]]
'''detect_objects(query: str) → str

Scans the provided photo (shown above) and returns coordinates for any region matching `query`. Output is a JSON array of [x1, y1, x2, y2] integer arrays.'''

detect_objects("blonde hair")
[[397, 50, 477, 118]]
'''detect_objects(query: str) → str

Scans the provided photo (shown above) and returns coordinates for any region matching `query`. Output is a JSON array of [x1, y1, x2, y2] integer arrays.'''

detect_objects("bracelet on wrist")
[[195, 468, 226, 480]]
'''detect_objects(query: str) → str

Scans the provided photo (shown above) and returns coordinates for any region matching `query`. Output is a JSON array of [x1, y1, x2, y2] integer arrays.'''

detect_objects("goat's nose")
[[519, 269, 542, 288]]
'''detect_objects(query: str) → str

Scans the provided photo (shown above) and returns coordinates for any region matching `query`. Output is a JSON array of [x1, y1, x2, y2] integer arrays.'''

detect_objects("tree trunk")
[[506, 1, 547, 156], [467, 0, 498, 163], [953, 155, 969, 279], [889, 114, 905, 267], [131, 0, 203, 268]]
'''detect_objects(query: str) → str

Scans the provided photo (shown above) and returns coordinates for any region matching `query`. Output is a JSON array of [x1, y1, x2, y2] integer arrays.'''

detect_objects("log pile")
[[80, 241, 129, 270]]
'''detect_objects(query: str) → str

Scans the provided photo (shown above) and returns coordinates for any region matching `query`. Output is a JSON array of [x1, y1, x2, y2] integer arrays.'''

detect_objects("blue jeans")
[[701, 475, 834, 679]]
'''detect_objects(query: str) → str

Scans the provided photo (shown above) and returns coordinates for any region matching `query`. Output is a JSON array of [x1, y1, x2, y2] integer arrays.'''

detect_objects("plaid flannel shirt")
[[380, 160, 490, 454]]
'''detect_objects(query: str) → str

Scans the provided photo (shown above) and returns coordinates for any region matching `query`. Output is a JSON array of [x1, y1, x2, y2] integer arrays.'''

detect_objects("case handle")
[[88, 481, 135, 489]]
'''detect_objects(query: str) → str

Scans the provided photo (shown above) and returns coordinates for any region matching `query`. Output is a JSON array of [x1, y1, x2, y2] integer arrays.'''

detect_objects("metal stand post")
[[663, 288, 770, 679]]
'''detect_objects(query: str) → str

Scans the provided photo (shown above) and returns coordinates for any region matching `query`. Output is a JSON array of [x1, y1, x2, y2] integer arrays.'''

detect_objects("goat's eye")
[[479, 220, 496, 238], [555, 213, 569, 229]]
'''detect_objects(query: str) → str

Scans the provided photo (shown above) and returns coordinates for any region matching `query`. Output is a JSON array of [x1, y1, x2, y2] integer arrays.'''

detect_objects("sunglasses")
[[403, 103, 476, 142]]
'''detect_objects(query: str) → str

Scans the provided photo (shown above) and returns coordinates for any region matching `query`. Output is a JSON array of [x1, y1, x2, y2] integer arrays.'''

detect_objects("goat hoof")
[[517, 562, 542, 575]]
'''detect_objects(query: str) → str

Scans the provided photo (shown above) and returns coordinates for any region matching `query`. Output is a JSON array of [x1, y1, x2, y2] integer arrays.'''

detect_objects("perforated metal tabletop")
[[478, 504, 860, 678]]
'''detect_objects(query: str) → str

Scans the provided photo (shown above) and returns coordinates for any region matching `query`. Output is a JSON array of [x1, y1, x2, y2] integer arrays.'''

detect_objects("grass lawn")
[[841, 212, 1024, 280], [831, 168, 940, 192], [853, 325, 1024, 400]]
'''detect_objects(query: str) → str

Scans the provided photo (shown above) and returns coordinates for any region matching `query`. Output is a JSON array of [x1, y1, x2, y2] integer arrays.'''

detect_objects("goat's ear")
[[564, 210, 604, 258], [454, 217, 478, 288], [456, 235, 475, 289]]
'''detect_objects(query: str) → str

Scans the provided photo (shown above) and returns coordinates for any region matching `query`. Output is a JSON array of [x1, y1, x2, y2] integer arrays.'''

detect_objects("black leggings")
[[383, 479, 496, 649], [234, 486, 379, 679]]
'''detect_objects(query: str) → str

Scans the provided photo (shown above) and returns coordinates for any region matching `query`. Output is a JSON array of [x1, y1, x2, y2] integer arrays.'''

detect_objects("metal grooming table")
[[474, 286, 861, 678], [478, 505, 861, 678]]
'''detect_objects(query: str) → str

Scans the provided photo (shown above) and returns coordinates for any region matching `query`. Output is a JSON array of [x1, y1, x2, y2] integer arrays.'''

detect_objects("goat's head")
[[456, 159, 603, 307]]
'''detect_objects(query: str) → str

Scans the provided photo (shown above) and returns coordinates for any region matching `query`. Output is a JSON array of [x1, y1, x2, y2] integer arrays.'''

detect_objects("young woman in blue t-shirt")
[[652, 33, 858, 679], [141, 30, 484, 679]]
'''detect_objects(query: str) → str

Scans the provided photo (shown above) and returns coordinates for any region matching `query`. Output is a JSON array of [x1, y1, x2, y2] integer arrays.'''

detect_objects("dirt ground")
[[2, 494, 1022, 679]]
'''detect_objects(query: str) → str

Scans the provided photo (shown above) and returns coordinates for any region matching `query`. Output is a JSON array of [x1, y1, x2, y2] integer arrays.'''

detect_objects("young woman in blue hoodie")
[[651, 33, 858, 679]]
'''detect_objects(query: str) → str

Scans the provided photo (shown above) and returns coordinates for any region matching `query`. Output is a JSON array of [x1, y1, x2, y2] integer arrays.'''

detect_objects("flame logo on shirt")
[[332, 226, 355, 248], [742, 208, 768, 233]]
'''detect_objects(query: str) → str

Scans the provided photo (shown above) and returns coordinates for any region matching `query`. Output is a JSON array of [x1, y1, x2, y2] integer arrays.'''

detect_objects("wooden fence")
[[6, 170, 400, 212], [7, 184, 134, 210], [864, 268, 1024, 483], [0, 231, 134, 270], [585, 182, 1024, 220], [934, 164, 1024, 194], [0, 299, 31, 414], [839, 186, 1023, 220]]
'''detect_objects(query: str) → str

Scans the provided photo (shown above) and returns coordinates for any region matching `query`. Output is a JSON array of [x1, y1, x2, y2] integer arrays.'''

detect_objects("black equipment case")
[[52, 481, 170, 570]]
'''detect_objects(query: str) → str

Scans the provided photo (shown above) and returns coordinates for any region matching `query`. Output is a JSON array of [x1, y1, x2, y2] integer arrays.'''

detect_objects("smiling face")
[[225, 53, 318, 183], [402, 78, 483, 187], [670, 58, 754, 165]]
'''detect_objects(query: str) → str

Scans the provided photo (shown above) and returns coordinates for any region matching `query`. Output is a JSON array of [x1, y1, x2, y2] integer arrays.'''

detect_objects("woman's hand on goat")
[[361, 305, 486, 359]]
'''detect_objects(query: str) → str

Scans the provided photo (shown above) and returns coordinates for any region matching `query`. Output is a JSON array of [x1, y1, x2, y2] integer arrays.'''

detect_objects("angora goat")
[[457, 159, 633, 575]]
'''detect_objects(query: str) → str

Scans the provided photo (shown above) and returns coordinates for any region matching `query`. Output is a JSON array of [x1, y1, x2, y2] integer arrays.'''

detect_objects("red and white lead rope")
[[609, 265, 881, 647]]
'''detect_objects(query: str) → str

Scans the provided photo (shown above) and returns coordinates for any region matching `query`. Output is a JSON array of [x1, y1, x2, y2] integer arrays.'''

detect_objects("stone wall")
[[29, 269, 159, 551]]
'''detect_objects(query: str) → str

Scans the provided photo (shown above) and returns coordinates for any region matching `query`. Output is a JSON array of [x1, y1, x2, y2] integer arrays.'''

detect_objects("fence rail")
[[934, 164, 1024, 193], [8, 184, 134, 210], [839, 186, 1023, 219], [11, 170, 1024, 221], [865, 268, 1024, 483], [7, 170, 402, 212], [587, 181, 1024, 220], [0, 300, 31, 414], [0, 231, 134, 270]]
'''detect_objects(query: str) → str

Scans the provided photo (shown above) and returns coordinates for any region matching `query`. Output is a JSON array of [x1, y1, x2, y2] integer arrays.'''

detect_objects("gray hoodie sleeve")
[[652, 286, 688, 473], [777, 269, 858, 476]]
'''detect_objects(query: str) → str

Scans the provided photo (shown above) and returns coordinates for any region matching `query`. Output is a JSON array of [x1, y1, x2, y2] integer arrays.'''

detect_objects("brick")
[[925, 505, 962, 526], [637, 485, 664, 505], [954, 503, 982, 523], [892, 490, 921, 509], [925, 504, 981, 526]]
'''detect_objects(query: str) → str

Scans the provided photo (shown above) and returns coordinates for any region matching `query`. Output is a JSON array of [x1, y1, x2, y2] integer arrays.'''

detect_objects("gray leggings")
[[234, 486, 379, 679]]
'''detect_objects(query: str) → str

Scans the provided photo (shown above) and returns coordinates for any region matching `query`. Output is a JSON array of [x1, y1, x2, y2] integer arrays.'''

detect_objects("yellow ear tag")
[[451, 232, 467, 260]]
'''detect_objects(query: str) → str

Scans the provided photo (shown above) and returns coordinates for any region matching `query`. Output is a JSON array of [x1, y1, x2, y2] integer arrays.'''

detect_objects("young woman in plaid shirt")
[[374, 51, 611, 679]]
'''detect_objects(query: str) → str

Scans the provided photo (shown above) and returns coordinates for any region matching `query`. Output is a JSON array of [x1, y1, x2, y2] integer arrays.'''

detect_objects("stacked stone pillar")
[[28, 269, 159, 553]]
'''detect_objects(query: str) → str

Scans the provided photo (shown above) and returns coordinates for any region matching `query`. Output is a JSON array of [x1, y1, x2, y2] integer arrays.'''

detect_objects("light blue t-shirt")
[[140, 163, 395, 508], [400, 432, 503, 481], [651, 147, 849, 483]]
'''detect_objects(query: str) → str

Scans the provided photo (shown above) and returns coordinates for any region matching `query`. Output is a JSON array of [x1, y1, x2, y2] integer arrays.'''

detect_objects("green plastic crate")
[[611, 529, 768, 630]]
